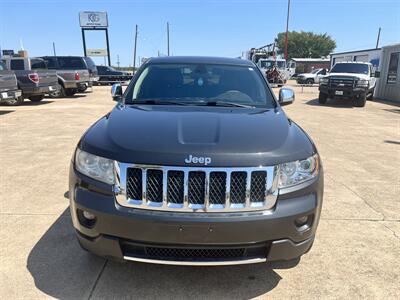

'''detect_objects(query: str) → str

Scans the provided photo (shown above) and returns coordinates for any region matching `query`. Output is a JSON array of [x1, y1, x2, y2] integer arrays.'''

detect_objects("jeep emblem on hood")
[[184, 155, 211, 165]]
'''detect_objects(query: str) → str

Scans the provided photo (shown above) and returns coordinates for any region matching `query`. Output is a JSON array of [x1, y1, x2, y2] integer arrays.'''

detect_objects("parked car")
[[1, 57, 59, 104], [70, 56, 324, 266], [0, 61, 22, 105], [79, 57, 99, 92], [96, 65, 132, 85], [296, 68, 327, 85], [319, 62, 378, 107], [40, 56, 90, 97]]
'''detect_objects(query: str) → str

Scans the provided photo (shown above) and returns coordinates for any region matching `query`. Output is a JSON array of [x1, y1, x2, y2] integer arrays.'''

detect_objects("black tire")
[[5, 96, 24, 106], [306, 78, 314, 85], [65, 88, 77, 97], [318, 92, 328, 104], [48, 84, 64, 98], [78, 85, 87, 93], [367, 88, 374, 100], [354, 93, 367, 107], [29, 95, 44, 102]]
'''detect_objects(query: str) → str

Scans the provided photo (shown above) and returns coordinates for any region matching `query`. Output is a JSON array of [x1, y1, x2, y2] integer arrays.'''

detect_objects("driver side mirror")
[[374, 71, 380, 78], [278, 88, 295, 106], [111, 83, 123, 101]]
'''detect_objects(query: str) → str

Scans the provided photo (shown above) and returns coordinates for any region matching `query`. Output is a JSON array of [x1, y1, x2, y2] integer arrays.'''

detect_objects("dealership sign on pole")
[[79, 11, 111, 66], [87, 49, 108, 56], [79, 11, 108, 28]]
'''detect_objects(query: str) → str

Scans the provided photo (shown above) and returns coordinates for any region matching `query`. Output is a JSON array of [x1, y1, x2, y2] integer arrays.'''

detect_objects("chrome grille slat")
[[117, 164, 278, 213]]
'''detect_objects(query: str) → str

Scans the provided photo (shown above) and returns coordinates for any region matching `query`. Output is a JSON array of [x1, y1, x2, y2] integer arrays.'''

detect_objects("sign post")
[[79, 11, 111, 66]]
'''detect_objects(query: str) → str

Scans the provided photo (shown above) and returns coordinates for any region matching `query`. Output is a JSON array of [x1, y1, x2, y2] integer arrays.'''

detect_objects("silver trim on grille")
[[123, 255, 267, 266], [114, 163, 279, 213]]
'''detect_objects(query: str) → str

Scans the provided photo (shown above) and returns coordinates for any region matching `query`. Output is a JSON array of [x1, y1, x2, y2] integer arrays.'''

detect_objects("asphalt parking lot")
[[0, 82, 399, 299]]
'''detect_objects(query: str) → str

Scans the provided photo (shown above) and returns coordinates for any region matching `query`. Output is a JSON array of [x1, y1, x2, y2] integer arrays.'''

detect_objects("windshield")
[[276, 61, 286, 69], [125, 63, 274, 108], [331, 63, 369, 74], [259, 60, 273, 68], [311, 69, 320, 74]]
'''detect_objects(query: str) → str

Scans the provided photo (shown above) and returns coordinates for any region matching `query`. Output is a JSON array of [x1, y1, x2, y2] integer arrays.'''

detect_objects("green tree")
[[275, 31, 336, 59]]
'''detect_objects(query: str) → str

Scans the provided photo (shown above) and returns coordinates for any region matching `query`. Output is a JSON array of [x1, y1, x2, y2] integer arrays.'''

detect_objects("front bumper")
[[69, 165, 323, 265], [0, 89, 21, 101], [319, 85, 367, 99]]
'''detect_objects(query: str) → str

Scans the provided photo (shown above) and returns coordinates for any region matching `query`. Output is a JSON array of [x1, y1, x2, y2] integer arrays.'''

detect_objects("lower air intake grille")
[[146, 247, 245, 259]]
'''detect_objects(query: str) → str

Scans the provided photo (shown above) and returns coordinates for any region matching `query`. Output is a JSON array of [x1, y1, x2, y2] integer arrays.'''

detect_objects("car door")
[[315, 69, 326, 83], [369, 65, 376, 90]]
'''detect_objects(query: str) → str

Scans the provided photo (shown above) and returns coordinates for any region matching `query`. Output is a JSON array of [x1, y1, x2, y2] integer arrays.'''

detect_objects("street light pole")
[[376, 27, 381, 49], [167, 22, 170, 56], [284, 0, 291, 61], [133, 24, 138, 68]]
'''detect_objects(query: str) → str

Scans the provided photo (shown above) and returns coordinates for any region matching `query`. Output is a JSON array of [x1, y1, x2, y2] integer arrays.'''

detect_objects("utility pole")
[[167, 22, 170, 56], [133, 25, 138, 69], [376, 27, 381, 49], [117, 55, 120, 68], [52, 42, 56, 56], [284, 0, 291, 61]]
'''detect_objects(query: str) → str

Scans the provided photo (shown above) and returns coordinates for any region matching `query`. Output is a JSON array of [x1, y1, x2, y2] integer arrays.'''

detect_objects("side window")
[[44, 57, 57, 69], [0, 62, 4, 71], [387, 52, 399, 84], [320, 69, 327, 75], [10, 59, 25, 70], [31, 59, 47, 69]]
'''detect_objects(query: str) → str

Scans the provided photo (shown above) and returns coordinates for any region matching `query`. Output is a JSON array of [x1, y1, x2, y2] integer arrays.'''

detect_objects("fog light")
[[83, 210, 95, 220], [77, 209, 96, 228], [295, 215, 309, 227]]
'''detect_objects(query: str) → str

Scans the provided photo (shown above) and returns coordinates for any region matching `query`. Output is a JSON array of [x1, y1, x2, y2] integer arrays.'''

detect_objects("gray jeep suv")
[[69, 56, 323, 266]]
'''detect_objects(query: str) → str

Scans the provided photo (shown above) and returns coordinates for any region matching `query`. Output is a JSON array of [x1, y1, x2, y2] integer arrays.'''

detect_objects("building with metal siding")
[[375, 44, 400, 102]]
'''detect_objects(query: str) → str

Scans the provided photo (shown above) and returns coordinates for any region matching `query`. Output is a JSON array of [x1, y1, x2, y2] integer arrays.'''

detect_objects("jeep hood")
[[80, 105, 315, 167]]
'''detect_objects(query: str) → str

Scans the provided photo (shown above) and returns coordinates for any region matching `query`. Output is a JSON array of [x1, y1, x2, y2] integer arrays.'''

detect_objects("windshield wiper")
[[201, 101, 255, 108], [131, 99, 189, 106]]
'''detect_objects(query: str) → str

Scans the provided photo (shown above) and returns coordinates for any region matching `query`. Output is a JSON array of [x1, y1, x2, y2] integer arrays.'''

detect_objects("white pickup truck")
[[318, 62, 379, 107], [296, 68, 328, 85]]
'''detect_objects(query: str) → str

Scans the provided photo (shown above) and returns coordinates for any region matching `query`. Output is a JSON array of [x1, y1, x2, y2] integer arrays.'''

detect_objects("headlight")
[[356, 79, 368, 87], [75, 148, 115, 185], [278, 154, 319, 188], [320, 77, 328, 85]]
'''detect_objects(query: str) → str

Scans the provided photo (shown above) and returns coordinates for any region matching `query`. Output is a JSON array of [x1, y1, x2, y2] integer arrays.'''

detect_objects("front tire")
[[306, 78, 314, 85], [29, 95, 44, 102], [65, 88, 77, 97], [78, 85, 87, 93], [318, 93, 328, 104], [354, 93, 367, 107], [367, 88, 374, 100]]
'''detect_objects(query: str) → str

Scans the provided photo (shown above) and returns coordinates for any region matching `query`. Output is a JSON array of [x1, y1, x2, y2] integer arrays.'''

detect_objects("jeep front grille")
[[115, 163, 278, 212]]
